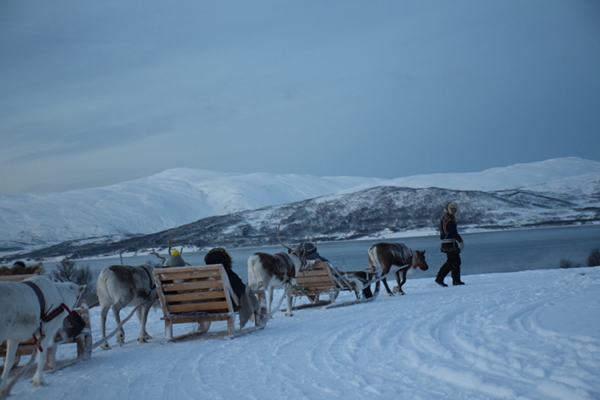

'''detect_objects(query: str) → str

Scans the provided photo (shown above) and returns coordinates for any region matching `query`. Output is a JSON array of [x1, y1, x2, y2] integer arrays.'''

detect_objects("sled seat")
[[153, 265, 266, 341], [291, 261, 360, 307], [0, 273, 92, 371]]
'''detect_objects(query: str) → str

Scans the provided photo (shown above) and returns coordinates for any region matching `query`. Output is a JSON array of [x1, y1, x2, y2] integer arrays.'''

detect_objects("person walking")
[[435, 202, 465, 287]]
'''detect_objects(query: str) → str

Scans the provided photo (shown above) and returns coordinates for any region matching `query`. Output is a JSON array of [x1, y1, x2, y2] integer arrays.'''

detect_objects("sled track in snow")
[[11, 269, 600, 400]]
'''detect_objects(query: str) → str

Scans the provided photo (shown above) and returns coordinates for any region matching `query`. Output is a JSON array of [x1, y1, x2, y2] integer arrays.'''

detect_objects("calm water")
[[44, 225, 600, 283]]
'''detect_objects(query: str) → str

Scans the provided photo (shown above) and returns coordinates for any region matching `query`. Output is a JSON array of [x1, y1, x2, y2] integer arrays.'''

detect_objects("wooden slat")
[[167, 300, 230, 314], [161, 279, 223, 292], [296, 276, 331, 285], [296, 275, 334, 285], [164, 291, 226, 303], [163, 313, 232, 324], [298, 268, 329, 275], [155, 266, 222, 280], [155, 265, 222, 274], [0, 274, 35, 282]]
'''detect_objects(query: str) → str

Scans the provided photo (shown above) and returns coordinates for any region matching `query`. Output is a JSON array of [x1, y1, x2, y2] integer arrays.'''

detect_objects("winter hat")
[[165, 248, 186, 267], [445, 202, 459, 214]]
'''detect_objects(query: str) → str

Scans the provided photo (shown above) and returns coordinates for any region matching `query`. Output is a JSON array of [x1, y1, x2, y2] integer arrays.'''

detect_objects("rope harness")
[[274, 252, 295, 282], [22, 281, 72, 352], [141, 265, 156, 291], [274, 252, 308, 281], [393, 243, 416, 269]]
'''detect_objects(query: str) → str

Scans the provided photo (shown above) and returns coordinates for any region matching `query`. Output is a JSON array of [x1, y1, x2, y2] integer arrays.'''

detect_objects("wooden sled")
[[322, 269, 381, 309], [153, 265, 267, 341], [0, 274, 35, 282], [290, 262, 380, 310]]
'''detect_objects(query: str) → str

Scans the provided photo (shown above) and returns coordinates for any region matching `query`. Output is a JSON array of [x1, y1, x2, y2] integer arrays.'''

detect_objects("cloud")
[[0, 1, 599, 194]]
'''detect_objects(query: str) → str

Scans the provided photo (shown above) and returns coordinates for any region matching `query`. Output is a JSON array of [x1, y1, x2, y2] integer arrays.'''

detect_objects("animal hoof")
[[101, 342, 111, 350], [138, 335, 152, 343], [31, 378, 45, 387]]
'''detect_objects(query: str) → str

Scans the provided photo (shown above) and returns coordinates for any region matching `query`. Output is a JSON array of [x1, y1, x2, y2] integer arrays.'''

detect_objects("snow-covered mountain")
[[1, 157, 599, 258]]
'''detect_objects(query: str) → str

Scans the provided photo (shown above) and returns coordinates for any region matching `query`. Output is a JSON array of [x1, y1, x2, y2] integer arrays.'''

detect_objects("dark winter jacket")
[[440, 213, 463, 253], [165, 254, 187, 267], [296, 242, 330, 262], [224, 268, 246, 299]]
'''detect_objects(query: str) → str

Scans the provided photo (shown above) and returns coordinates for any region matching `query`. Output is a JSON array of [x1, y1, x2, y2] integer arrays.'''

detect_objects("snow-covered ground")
[[8, 266, 600, 400]]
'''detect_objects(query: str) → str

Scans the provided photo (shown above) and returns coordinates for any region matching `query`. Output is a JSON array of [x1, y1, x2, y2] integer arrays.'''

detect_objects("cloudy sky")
[[1, 1, 599, 195]]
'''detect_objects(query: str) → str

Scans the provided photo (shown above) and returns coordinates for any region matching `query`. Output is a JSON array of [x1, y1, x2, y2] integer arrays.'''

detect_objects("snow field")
[[8, 267, 600, 400]]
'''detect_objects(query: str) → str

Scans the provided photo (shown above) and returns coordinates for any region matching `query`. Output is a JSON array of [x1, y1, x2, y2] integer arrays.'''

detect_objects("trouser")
[[436, 252, 462, 283]]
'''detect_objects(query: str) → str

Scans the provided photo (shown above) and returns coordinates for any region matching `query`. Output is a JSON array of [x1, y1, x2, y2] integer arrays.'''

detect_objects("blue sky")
[[1, 1, 599, 194]]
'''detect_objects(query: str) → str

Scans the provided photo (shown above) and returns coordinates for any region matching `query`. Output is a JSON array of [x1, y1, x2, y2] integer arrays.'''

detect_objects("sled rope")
[[90, 304, 143, 350]]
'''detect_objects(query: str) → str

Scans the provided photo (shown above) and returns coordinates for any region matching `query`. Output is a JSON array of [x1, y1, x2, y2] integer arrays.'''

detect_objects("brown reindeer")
[[247, 220, 309, 317], [367, 242, 428, 295]]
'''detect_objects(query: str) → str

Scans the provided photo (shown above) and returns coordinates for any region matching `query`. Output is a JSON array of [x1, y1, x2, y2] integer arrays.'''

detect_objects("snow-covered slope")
[[10, 267, 600, 400], [0, 157, 599, 251]]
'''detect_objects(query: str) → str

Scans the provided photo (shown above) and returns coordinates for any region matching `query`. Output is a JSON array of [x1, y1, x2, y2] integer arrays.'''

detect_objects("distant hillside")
[[1, 157, 599, 261], [7, 181, 599, 262]]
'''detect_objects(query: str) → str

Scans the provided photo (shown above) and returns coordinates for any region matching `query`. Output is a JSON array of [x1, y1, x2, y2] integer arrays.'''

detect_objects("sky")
[[1, 1, 599, 195]]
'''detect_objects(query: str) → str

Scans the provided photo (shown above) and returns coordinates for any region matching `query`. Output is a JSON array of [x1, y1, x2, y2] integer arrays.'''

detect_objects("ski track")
[[9, 268, 600, 400]]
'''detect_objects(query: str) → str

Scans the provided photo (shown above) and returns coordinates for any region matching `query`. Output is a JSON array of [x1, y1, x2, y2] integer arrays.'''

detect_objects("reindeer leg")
[[32, 334, 53, 387], [382, 277, 394, 296], [0, 340, 19, 394], [112, 306, 125, 346], [284, 284, 294, 317], [137, 303, 153, 343], [395, 269, 407, 295], [100, 304, 111, 350], [267, 286, 275, 316]]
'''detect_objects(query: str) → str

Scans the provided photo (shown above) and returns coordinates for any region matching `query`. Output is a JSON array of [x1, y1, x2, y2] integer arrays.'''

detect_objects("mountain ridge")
[[1, 157, 599, 260]]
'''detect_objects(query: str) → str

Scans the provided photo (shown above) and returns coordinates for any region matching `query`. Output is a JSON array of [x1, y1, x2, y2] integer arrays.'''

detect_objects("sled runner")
[[153, 265, 267, 341]]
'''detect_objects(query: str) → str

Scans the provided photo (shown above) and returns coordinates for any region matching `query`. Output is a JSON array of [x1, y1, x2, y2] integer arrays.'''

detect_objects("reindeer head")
[[414, 250, 429, 271]]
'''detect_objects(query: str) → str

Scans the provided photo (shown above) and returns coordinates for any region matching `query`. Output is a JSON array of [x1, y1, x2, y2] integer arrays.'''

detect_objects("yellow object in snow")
[[171, 249, 180, 256]]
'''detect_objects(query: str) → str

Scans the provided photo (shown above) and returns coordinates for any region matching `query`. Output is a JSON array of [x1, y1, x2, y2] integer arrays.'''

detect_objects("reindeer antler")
[[149, 249, 166, 262], [276, 218, 295, 253], [298, 219, 313, 256], [277, 217, 314, 257]]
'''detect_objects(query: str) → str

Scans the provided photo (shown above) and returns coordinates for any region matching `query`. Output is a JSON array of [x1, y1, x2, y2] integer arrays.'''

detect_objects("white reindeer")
[[0, 276, 85, 393], [96, 264, 158, 350]]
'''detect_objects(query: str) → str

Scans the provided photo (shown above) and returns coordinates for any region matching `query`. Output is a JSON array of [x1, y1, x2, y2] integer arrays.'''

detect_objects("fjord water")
[[45, 225, 600, 283]]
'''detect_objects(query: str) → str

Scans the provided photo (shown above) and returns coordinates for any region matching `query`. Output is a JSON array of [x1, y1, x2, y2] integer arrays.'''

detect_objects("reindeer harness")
[[22, 281, 72, 352], [274, 252, 308, 281], [274, 253, 296, 281], [392, 243, 419, 269]]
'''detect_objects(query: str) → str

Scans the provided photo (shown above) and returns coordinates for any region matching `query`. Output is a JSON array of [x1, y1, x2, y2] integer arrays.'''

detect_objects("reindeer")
[[0, 276, 85, 393], [367, 242, 428, 295], [96, 264, 158, 350], [247, 220, 309, 317]]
